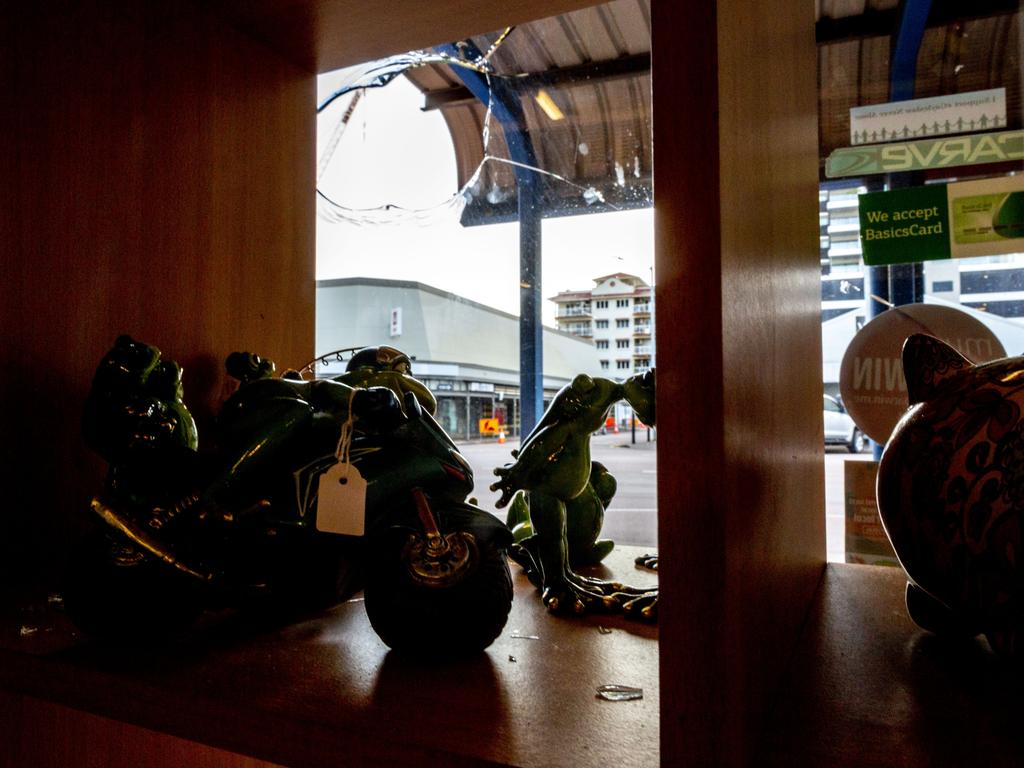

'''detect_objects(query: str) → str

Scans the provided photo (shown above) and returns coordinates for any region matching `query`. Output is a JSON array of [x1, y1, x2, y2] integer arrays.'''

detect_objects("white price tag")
[[315, 462, 366, 536]]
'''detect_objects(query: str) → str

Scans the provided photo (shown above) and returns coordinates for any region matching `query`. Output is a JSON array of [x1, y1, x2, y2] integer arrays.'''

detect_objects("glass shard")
[[596, 684, 644, 702], [509, 631, 540, 640]]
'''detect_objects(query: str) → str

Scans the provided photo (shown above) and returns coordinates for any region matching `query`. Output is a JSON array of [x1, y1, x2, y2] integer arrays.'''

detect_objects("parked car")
[[823, 394, 865, 453]]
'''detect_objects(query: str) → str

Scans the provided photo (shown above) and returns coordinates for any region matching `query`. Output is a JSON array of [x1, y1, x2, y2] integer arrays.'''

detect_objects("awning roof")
[[402, 0, 652, 226], [395, 0, 1019, 226], [816, 0, 1021, 174], [216, 0, 1020, 225]]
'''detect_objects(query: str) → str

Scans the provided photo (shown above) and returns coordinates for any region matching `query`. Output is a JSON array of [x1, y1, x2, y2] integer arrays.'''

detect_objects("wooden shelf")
[[9, 549, 1024, 767], [0, 548, 658, 767], [763, 563, 1024, 767]]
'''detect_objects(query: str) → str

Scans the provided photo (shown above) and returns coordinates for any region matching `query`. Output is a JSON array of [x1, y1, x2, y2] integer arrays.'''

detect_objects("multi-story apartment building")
[[549, 273, 655, 377]]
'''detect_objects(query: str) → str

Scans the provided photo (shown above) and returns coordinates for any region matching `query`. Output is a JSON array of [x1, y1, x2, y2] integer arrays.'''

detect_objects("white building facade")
[[549, 273, 655, 429], [550, 272, 655, 376]]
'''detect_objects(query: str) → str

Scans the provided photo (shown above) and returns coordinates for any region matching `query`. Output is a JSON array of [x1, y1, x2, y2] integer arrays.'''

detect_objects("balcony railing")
[[632, 304, 652, 315], [633, 346, 652, 356], [633, 325, 652, 336], [557, 307, 592, 318]]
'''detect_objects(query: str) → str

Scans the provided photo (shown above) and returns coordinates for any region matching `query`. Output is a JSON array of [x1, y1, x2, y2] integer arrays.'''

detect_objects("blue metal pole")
[[517, 165, 544, 439], [868, 0, 932, 319], [435, 42, 544, 438], [890, 0, 932, 103], [887, 0, 932, 309], [869, 0, 932, 459], [889, 0, 932, 310]]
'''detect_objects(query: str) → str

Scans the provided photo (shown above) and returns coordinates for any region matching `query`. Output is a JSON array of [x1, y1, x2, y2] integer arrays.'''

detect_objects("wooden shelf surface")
[[763, 563, 1024, 767], [19, 553, 1023, 767], [0, 548, 658, 768]]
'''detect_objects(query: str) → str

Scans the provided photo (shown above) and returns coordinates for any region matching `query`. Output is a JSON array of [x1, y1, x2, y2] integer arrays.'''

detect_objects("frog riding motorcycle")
[[65, 336, 513, 656]]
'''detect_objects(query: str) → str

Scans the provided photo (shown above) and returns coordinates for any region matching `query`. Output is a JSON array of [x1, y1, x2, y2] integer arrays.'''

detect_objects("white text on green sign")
[[858, 177, 1024, 266], [826, 129, 1023, 178], [858, 185, 950, 266]]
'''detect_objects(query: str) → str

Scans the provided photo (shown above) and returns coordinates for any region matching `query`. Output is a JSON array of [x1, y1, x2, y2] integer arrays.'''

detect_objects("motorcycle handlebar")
[[403, 390, 423, 420], [352, 386, 408, 433]]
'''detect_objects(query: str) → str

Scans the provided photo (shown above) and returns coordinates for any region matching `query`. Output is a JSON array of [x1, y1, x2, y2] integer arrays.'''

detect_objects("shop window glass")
[[314, 0, 656, 550], [818, 3, 1022, 563]]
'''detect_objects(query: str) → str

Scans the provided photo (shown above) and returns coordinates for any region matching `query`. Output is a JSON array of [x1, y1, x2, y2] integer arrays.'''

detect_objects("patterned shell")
[[877, 333, 1024, 649]]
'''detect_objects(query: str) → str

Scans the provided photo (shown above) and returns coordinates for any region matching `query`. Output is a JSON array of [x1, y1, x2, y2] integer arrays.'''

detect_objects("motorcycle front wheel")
[[363, 511, 513, 657]]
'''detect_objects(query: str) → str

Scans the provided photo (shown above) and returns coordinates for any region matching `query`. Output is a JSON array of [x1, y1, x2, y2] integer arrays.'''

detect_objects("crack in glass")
[[316, 28, 627, 227]]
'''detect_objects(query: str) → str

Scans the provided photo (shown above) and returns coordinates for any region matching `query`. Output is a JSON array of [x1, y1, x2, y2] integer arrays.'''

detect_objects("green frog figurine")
[[504, 460, 617, 569], [491, 370, 657, 618]]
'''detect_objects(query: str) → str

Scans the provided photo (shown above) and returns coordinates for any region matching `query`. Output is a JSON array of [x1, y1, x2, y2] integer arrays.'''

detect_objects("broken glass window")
[[316, 5, 653, 228]]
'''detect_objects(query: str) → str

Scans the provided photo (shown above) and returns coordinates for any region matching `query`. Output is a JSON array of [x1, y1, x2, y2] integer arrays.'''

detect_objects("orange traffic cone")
[[498, 431, 506, 444]]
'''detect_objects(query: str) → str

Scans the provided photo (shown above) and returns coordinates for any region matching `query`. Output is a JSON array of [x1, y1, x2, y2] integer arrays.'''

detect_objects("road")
[[459, 434, 869, 561]]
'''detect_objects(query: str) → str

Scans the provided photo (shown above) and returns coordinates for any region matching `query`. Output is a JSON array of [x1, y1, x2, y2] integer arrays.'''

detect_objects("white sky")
[[315, 71, 653, 326]]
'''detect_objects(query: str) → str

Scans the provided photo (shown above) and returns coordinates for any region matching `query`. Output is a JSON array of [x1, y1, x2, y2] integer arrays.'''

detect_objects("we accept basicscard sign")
[[858, 175, 1024, 266], [858, 185, 949, 265]]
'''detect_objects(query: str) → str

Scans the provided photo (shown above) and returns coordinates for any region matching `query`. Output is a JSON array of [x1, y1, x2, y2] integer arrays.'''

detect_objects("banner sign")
[[858, 175, 1024, 266], [825, 129, 1023, 178], [843, 460, 898, 566], [850, 88, 1006, 146], [838, 304, 1005, 445]]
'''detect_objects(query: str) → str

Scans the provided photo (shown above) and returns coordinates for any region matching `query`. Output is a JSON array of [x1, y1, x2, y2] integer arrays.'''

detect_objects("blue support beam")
[[886, 0, 933, 310], [885, 0, 932, 311], [868, 0, 933, 322], [890, 0, 932, 102], [868, 0, 933, 458], [435, 42, 545, 438]]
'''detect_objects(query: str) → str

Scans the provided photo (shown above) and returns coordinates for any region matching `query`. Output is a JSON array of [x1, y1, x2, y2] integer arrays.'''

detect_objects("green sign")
[[858, 185, 950, 265], [858, 177, 1024, 265], [826, 129, 1024, 178]]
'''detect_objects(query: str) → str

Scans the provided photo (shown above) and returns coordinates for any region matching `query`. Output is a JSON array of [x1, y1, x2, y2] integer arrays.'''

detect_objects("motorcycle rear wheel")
[[63, 528, 203, 642], [363, 515, 513, 657]]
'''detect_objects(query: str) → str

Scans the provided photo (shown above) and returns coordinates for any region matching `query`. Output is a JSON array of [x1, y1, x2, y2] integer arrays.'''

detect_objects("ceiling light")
[[534, 89, 565, 121]]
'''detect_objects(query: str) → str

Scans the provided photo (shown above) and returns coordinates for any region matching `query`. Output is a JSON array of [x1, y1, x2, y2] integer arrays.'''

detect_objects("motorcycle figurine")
[[65, 336, 513, 657]]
